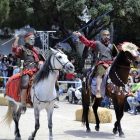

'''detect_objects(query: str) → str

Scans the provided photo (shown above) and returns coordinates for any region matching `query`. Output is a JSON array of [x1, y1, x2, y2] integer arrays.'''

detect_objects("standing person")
[[7, 56, 17, 77], [1, 55, 9, 87], [73, 30, 117, 98], [12, 33, 44, 114], [66, 57, 76, 90]]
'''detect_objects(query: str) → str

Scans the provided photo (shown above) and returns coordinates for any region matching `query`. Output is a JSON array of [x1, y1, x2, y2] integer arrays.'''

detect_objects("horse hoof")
[[95, 126, 99, 131], [113, 128, 118, 134], [28, 136, 34, 140], [119, 133, 125, 138], [86, 128, 91, 133]]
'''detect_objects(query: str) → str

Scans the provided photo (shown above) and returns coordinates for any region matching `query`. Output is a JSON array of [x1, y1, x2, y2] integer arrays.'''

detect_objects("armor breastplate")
[[95, 41, 114, 61], [20, 45, 38, 69]]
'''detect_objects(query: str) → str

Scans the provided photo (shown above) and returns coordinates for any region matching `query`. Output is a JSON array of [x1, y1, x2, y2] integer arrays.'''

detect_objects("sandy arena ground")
[[0, 94, 140, 140]]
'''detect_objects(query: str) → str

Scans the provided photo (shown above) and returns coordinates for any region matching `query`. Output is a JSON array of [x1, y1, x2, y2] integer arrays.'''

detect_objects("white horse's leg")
[[46, 103, 54, 140], [28, 107, 40, 140], [9, 101, 22, 140]]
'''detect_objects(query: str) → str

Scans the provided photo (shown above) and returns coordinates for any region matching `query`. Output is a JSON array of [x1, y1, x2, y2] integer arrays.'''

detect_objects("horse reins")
[[52, 51, 70, 70]]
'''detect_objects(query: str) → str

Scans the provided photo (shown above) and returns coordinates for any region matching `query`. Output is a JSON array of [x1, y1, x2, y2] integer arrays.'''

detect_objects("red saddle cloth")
[[5, 73, 32, 105]]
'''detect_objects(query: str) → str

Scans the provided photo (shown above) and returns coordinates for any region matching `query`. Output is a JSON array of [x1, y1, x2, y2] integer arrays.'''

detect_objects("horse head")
[[50, 48, 75, 74], [119, 42, 139, 66]]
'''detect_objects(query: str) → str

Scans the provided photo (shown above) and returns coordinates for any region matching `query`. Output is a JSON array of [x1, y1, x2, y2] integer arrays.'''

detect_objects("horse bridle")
[[125, 51, 138, 63], [51, 51, 70, 70], [116, 51, 137, 69]]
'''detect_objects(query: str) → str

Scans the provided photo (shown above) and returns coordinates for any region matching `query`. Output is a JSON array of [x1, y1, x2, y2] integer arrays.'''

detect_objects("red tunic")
[[66, 73, 74, 79], [79, 35, 113, 66], [11, 45, 40, 75]]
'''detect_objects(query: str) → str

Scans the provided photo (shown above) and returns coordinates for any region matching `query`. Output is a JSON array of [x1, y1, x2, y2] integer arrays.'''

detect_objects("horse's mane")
[[34, 53, 53, 84]]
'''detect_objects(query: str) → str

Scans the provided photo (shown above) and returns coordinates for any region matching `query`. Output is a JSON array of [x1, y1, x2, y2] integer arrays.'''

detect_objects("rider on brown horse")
[[12, 33, 44, 114], [73, 30, 117, 98]]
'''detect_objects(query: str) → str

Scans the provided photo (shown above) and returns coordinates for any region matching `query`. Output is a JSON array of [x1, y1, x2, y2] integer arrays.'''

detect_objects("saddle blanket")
[[89, 66, 111, 98], [4, 73, 32, 106]]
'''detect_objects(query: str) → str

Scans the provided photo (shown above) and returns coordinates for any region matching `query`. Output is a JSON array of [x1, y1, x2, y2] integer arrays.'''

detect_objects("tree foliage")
[[0, 0, 9, 25], [1, 0, 140, 63]]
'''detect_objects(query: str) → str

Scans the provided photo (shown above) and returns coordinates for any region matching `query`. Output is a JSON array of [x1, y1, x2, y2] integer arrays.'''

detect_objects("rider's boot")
[[21, 89, 27, 114], [96, 75, 102, 98]]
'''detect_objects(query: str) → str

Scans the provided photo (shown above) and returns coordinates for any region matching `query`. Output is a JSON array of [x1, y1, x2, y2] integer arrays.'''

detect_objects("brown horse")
[[82, 42, 140, 138]]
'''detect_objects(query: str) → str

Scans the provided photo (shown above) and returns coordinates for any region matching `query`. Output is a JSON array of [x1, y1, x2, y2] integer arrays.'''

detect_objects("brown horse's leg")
[[85, 106, 91, 132], [112, 94, 126, 138], [92, 95, 103, 131], [82, 82, 91, 132], [117, 95, 126, 137]]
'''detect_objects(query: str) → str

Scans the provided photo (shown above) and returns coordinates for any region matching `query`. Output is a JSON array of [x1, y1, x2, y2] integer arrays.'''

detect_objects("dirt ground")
[[0, 94, 140, 140]]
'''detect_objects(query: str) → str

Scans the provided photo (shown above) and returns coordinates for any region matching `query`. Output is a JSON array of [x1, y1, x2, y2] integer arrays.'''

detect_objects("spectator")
[[131, 91, 140, 107], [131, 76, 140, 107], [54, 81, 59, 108], [130, 76, 140, 92], [68, 74, 82, 104], [7, 56, 17, 77], [131, 69, 138, 82], [7, 53, 13, 64], [127, 76, 140, 115], [66, 57, 76, 90], [128, 75, 133, 88], [101, 98, 111, 109], [1, 55, 9, 87]]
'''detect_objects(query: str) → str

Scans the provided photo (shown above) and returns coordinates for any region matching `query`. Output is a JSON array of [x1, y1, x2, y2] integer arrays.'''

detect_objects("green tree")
[[2, 0, 140, 66], [0, 0, 9, 25], [113, 19, 140, 47]]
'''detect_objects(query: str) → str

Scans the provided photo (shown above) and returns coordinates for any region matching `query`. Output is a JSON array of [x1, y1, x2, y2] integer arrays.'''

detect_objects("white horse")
[[3, 48, 74, 140]]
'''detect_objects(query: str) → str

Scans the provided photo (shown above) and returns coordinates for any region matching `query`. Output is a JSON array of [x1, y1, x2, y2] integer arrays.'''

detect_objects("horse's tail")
[[82, 80, 90, 124], [1, 101, 17, 127]]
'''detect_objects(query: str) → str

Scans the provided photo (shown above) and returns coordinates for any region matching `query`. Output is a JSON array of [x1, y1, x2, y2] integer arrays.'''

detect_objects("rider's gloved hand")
[[73, 31, 82, 37]]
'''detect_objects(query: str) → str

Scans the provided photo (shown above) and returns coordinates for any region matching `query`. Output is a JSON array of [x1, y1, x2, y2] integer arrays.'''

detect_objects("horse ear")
[[50, 47, 57, 53]]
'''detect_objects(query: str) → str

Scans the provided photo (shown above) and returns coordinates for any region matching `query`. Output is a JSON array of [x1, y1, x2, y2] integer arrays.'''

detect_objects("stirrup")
[[96, 90, 101, 98], [21, 107, 27, 114]]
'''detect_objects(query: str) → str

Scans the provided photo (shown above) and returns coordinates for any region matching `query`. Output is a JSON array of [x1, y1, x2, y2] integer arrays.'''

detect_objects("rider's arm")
[[11, 34, 22, 57], [79, 35, 96, 51], [73, 31, 96, 51]]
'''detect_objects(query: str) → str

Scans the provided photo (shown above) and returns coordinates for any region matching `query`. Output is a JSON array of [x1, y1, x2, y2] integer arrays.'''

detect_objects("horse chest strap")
[[33, 93, 56, 105]]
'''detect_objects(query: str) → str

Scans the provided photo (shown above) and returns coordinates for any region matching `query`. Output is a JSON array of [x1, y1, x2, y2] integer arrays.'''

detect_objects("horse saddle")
[[5, 73, 34, 106]]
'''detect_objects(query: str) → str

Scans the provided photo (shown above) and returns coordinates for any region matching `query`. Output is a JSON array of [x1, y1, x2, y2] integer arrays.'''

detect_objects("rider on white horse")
[[12, 33, 44, 114], [73, 30, 117, 98]]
